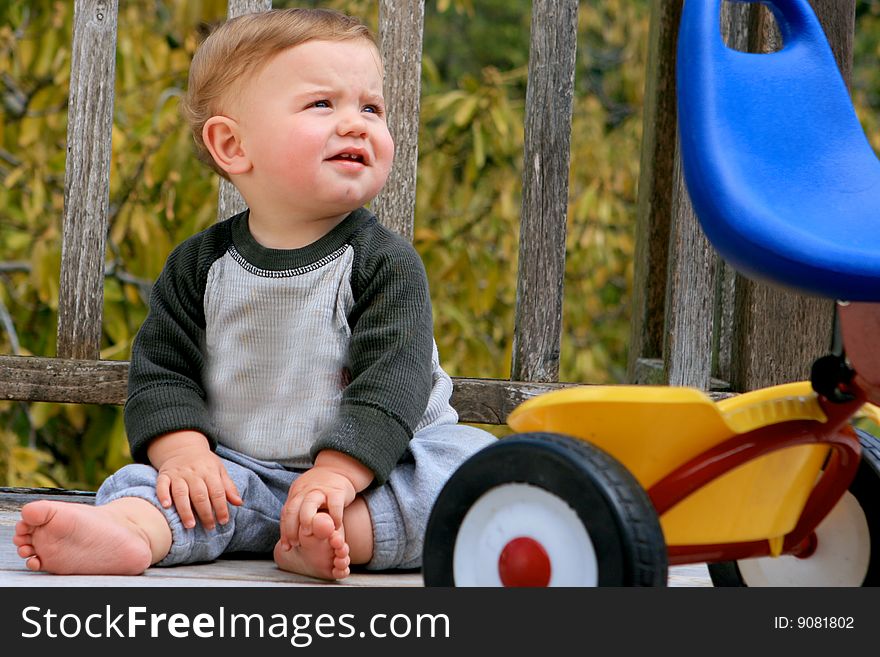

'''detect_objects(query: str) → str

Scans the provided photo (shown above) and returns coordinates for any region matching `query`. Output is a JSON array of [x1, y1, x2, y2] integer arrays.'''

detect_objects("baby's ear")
[[202, 116, 252, 176]]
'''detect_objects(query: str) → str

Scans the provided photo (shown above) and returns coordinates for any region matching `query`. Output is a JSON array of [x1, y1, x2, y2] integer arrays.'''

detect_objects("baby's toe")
[[310, 513, 336, 541], [17, 544, 36, 558]]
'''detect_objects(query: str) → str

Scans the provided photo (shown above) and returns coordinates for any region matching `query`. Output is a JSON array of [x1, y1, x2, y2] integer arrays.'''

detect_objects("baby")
[[14, 7, 494, 580]]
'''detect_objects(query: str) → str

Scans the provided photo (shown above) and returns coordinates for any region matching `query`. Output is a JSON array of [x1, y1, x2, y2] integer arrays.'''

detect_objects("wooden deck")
[[0, 490, 711, 587]]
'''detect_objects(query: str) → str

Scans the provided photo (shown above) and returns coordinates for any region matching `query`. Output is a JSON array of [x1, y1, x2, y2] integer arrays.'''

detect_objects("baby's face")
[[235, 38, 394, 219]]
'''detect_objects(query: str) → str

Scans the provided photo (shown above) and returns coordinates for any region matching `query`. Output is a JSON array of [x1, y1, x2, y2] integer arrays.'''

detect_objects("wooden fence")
[[629, 0, 854, 392], [0, 0, 858, 440]]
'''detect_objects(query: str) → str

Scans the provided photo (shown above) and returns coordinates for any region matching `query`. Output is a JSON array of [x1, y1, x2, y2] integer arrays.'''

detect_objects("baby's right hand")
[[146, 431, 242, 530]]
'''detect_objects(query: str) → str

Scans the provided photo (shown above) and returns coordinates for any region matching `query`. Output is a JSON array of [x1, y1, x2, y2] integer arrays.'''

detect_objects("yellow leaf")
[[453, 96, 479, 127], [29, 402, 59, 430], [64, 404, 87, 432], [472, 121, 486, 170], [11, 446, 51, 474]]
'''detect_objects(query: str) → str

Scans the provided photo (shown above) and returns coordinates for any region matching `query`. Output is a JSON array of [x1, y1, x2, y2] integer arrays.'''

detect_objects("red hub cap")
[[498, 536, 552, 587]]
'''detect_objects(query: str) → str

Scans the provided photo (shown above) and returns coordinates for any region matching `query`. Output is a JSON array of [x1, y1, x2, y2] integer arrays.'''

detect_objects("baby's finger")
[[325, 490, 347, 530], [221, 467, 242, 507], [156, 473, 173, 509], [298, 490, 328, 535], [208, 477, 231, 527], [187, 480, 216, 530], [281, 496, 304, 548], [170, 479, 196, 529]]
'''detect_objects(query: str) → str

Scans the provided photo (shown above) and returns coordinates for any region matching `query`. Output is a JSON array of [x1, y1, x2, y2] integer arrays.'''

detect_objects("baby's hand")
[[280, 466, 356, 550], [147, 431, 242, 530]]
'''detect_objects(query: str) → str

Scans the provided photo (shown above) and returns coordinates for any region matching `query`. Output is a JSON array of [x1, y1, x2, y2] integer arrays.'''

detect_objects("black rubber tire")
[[709, 427, 880, 586], [422, 432, 668, 586]]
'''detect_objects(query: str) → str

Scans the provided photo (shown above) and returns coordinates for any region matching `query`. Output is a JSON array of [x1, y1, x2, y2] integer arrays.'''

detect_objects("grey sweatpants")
[[95, 424, 495, 570]]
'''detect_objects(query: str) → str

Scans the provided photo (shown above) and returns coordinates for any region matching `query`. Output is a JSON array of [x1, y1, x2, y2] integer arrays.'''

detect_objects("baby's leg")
[[273, 497, 372, 580], [12, 498, 172, 575], [364, 424, 495, 570]]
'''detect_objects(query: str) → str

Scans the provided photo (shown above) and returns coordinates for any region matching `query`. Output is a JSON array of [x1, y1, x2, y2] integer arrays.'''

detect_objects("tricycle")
[[422, 0, 880, 586], [423, 379, 880, 586]]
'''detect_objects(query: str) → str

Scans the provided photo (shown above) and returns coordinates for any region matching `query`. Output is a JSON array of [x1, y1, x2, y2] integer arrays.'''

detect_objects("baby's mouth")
[[328, 151, 367, 164]]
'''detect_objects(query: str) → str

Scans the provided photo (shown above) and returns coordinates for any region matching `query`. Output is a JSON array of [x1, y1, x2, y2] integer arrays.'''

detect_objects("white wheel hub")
[[737, 491, 870, 586], [452, 483, 598, 586]]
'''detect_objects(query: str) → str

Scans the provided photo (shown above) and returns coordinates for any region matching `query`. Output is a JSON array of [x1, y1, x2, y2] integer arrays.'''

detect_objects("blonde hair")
[[180, 8, 377, 178]]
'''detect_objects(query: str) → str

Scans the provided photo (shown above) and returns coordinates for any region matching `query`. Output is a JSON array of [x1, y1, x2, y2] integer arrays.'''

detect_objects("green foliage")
[[416, 0, 648, 384]]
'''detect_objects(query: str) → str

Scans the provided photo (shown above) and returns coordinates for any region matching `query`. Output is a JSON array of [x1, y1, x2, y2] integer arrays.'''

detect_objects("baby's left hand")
[[280, 466, 356, 550]]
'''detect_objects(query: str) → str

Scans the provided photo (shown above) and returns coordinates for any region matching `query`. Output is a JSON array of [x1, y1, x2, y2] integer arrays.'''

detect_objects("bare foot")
[[274, 512, 351, 580], [12, 499, 166, 575]]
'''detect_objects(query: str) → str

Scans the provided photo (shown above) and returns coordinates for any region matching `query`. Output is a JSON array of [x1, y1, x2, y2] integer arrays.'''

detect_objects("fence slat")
[[371, 0, 425, 241], [663, 149, 717, 388], [0, 354, 578, 424], [56, 0, 119, 360], [227, 0, 273, 19], [0, 353, 736, 422], [215, 0, 273, 220], [510, 0, 578, 383], [628, 0, 682, 383], [659, 1, 759, 389], [0, 355, 128, 405]]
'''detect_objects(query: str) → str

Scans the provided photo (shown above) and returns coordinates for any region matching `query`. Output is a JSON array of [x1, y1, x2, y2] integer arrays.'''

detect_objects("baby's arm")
[[279, 450, 373, 549], [147, 430, 242, 530]]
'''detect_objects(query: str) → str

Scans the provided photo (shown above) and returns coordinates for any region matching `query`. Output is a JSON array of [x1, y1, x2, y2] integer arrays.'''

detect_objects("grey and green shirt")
[[124, 207, 458, 484]]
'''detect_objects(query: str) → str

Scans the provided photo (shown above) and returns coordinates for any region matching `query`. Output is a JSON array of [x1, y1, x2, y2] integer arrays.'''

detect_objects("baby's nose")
[[337, 111, 368, 136]]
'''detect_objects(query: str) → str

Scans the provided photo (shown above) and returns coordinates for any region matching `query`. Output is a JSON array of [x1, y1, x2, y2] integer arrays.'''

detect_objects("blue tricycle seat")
[[677, 0, 880, 301]]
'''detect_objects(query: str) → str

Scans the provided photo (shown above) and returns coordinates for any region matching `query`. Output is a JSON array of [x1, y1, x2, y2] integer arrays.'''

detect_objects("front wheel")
[[422, 432, 668, 586], [709, 428, 880, 586]]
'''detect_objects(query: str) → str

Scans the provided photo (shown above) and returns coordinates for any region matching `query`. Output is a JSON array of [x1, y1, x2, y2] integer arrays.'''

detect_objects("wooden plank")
[[217, 178, 248, 221], [0, 355, 575, 424], [709, 0, 756, 389], [659, 1, 755, 390], [510, 0, 578, 383], [667, 564, 712, 588], [723, 0, 852, 391], [56, 0, 119, 360], [0, 355, 736, 424], [0, 355, 128, 405], [627, 0, 683, 383], [663, 146, 717, 389], [215, 0, 273, 221], [227, 0, 274, 19], [450, 377, 577, 425], [730, 286, 834, 390], [371, 0, 425, 241], [811, 0, 856, 81], [0, 488, 95, 512], [712, 262, 737, 385], [634, 358, 731, 394], [660, 0, 768, 389]]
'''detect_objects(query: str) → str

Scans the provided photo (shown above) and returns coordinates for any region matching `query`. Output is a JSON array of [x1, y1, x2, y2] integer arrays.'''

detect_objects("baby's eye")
[[363, 104, 384, 115], [311, 100, 331, 109]]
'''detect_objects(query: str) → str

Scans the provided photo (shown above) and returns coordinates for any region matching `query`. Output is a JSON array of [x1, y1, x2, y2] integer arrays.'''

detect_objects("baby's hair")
[[181, 8, 377, 178]]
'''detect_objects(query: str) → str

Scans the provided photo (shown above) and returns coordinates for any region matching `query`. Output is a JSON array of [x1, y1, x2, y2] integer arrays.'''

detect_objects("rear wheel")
[[422, 432, 668, 586], [709, 428, 880, 586]]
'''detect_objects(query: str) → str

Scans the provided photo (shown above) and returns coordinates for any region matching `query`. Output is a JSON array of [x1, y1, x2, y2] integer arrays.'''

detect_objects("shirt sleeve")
[[310, 225, 435, 485], [124, 226, 227, 464]]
